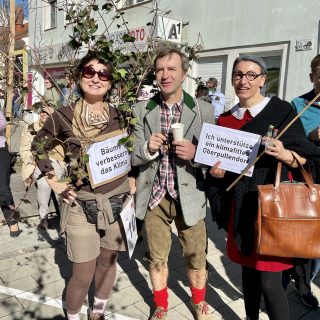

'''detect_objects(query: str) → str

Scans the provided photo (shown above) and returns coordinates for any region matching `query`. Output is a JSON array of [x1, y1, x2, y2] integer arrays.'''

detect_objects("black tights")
[[0, 148, 17, 226], [66, 248, 118, 314], [242, 266, 289, 320]]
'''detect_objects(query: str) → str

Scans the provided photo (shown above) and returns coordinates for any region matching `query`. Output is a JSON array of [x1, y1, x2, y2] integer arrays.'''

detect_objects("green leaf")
[[129, 117, 138, 125], [122, 34, 135, 43], [82, 154, 89, 164], [118, 68, 127, 77]]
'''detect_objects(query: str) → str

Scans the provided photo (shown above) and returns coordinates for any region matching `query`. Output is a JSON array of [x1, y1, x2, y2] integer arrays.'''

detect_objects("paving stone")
[[0, 296, 23, 317]]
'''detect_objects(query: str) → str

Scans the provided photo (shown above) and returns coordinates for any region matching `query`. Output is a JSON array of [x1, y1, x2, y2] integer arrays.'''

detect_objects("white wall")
[[28, 0, 320, 104]]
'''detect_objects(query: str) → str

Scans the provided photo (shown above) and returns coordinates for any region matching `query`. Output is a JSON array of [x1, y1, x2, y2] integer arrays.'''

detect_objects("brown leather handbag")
[[255, 157, 320, 258]]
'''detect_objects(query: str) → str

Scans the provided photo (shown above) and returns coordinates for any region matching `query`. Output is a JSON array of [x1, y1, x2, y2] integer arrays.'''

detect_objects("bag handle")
[[274, 153, 318, 202], [226, 92, 320, 191]]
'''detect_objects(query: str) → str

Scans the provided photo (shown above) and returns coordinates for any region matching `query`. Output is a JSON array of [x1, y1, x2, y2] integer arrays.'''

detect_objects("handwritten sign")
[[87, 130, 131, 188], [195, 123, 261, 176], [120, 196, 137, 259]]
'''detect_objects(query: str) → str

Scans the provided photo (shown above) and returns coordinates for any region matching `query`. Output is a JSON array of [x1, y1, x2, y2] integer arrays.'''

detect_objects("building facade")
[[28, 0, 320, 106]]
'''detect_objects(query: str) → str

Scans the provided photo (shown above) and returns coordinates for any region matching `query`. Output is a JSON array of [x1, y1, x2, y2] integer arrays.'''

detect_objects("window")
[[44, 0, 57, 30], [261, 56, 281, 97], [124, 0, 149, 7]]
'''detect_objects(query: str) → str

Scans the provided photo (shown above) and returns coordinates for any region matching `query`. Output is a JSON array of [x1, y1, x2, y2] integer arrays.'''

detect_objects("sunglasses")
[[82, 66, 112, 81]]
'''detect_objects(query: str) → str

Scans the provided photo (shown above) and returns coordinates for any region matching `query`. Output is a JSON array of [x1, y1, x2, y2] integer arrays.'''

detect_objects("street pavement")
[[1, 172, 320, 319]]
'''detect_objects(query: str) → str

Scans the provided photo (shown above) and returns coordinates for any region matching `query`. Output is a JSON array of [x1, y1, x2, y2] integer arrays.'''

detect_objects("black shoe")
[[10, 228, 21, 238], [301, 292, 319, 308], [38, 218, 48, 230]]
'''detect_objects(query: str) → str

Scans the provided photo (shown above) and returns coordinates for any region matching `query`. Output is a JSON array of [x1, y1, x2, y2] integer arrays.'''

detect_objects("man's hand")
[[148, 132, 167, 154], [173, 140, 196, 161]]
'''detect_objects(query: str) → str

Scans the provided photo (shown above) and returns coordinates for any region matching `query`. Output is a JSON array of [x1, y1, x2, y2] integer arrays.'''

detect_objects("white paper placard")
[[195, 123, 261, 176], [120, 196, 137, 259], [86, 131, 131, 188]]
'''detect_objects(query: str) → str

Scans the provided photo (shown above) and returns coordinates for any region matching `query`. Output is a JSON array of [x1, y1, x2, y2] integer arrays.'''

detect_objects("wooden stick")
[[226, 91, 320, 191]]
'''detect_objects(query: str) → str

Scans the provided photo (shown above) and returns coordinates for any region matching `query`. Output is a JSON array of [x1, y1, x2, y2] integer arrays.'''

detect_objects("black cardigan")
[[207, 96, 320, 256]]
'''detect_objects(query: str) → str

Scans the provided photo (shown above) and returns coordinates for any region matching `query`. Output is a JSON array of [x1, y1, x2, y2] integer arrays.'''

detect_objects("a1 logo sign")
[[168, 22, 181, 40]]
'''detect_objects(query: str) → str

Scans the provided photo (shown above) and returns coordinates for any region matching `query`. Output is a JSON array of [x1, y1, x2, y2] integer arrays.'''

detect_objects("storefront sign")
[[110, 26, 151, 52]]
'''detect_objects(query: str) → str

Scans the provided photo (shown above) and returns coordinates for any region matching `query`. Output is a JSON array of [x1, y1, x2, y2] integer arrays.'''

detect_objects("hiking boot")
[[87, 308, 105, 320], [190, 300, 216, 320], [150, 307, 168, 319]]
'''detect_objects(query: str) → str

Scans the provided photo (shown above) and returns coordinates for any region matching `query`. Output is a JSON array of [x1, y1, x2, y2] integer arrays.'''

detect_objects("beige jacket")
[[20, 120, 65, 182]]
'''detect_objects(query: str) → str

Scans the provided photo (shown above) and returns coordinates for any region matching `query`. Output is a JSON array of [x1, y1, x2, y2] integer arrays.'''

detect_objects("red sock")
[[153, 287, 168, 311], [191, 286, 206, 304]]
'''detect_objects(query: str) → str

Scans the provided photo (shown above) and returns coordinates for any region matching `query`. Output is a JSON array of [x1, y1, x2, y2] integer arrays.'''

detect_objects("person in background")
[[62, 71, 80, 107], [12, 87, 22, 119], [0, 111, 20, 237], [206, 77, 225, 119], [283, 53, 320, 309], [20, 102, 65, 230], [43, 77, 61, 109], [0, 89, 5, 114], [132, 48, 215, 320], [32, 51, 131, 320], [195, 84, 212, 104], [208, 55, 320, 320]]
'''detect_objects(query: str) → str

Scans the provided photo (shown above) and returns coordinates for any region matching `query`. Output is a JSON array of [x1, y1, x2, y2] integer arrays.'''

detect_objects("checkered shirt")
[[148, 97, 183, 210]]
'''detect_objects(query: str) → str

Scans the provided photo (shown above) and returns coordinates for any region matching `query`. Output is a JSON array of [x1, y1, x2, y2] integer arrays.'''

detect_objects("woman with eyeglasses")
[[43, 77, 61, 109], [206, 55, 320, 320], [32, 51, 132, 320]]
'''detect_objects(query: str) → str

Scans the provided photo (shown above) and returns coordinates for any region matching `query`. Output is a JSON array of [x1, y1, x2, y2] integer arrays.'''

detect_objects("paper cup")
[[171, 123, 184, 141]]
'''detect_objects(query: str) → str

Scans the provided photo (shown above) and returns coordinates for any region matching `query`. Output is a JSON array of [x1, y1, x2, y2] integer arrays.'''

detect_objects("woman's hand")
[[209, 161, 226, 178], [45, 172, 77, 204], [263, 138, 306, 167], [128, 177, 136, 195], [308, 127, 320, 142], [263, 138, 291, 161]]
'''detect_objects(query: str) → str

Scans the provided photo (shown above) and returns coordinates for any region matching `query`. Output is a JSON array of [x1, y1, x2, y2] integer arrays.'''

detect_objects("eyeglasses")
[[82, 66, 112, 81], [40, 110, 49, 115], [232, 71, 265, 81]]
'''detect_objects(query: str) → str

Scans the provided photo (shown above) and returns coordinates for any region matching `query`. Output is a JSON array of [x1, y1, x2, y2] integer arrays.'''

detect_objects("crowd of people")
[[1, 48, 320, 320]]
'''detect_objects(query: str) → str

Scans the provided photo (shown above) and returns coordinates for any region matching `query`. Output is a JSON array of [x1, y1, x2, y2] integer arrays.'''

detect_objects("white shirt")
[[231, 97, 270, 120]]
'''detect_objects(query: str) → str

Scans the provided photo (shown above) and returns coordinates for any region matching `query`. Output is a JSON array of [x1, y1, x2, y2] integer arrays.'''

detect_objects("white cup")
[[171, 123, 184, 141]]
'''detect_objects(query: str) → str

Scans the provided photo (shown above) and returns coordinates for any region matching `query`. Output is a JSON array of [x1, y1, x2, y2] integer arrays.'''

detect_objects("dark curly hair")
[[74, 51, 114, 99]]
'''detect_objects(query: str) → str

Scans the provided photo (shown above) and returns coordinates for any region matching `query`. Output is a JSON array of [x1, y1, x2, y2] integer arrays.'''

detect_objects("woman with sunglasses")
[[206, 55, 320, 320], [32, 51, 131, 320]]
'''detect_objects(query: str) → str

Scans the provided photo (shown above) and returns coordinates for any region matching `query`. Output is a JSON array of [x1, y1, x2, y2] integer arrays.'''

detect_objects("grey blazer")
[[131, 91, 215, 227]]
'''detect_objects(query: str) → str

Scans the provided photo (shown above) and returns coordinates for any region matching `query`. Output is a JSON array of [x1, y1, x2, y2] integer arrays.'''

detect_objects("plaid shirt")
[[148, 97, 183, 210]]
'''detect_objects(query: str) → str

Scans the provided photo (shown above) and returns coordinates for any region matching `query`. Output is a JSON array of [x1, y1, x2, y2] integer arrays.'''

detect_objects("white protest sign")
[[120, 196, 137, 259], [87, 130, 131, 188], [195, 123, 261, 176]]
